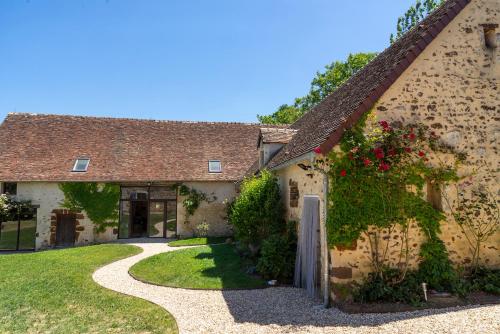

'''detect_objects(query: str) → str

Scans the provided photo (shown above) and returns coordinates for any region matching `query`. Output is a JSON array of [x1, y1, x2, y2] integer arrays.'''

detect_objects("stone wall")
[[176, 181, 236, 237], [14, 182, 117, 249], [329, 0, 500, 291]]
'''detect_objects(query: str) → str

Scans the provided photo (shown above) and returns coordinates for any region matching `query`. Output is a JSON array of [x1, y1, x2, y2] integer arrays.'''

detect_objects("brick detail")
[[49, 209, 85, 247], [331, 267, 353, 279], [289, 179, 299, 208]]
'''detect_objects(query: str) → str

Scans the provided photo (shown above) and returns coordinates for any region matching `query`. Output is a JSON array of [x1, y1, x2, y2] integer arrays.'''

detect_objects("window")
[[426, 180, 442, 211], [72, 158, 90, 172], [482, 24, 498, 49], [208, 160, 222, 173], [2, 182, 17, 195]]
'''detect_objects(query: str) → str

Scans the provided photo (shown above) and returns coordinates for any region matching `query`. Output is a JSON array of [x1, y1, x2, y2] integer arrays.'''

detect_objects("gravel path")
[[93, 240, 500, 334]]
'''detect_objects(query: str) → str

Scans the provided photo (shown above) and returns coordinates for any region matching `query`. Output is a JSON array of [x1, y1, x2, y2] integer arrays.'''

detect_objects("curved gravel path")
[[93, 240, 500, 334]]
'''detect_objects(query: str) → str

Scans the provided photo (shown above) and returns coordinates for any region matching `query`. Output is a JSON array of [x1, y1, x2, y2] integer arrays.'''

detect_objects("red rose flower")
[[340, 169, 347, 177], [379, 120, 388, 128], [378, 162, 390, 172], [409, 132, 416, 141], [373, 147, 385, 159], [363, 158, 372, 166], [418, 151, 425, 157], [404, 147, 412, 153], [387, 148, 396, 157], [313, 146, 322, 154]]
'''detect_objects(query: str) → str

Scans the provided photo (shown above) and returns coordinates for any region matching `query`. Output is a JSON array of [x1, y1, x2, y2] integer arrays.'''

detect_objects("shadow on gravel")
[[221, 287, 497, 327]]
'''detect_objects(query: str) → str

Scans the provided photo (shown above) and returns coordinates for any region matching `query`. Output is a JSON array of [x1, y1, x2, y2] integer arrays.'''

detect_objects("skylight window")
[[72, 158, 90, 172], [208, 160, 222, 173]]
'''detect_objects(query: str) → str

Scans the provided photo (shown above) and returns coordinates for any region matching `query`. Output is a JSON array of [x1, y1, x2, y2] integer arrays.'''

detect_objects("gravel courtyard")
[[93, 240, 500, 334]]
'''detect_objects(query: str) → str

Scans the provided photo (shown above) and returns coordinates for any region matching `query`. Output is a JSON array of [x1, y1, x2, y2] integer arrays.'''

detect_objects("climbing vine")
[[316, 112, 458, 284], [178, 184, 216, 218], [59, 183, 120, 232]]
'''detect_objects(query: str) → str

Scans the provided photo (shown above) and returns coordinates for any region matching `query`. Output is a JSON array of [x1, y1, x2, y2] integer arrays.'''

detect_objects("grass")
[[130, 244, 266, 289], [168, 236, 228, 247], [0, 244, 177, 334]]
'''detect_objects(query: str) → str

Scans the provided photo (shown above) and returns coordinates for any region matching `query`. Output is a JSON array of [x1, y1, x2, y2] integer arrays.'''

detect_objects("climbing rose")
[[363, 158, 372, 166], [374, 147, 385, 159], [418, 151, 425, 157], [378, 162, 390, 172], [404, 147, 412, 153], [409, 131, 416, 141], [379, 120, 390, 130], [313, 146, 322, 154], [340, 169, 347, 177]]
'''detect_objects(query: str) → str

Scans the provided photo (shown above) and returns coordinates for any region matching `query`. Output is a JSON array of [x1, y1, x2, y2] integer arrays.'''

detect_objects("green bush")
[[229, 170, 283, 247], [256, 221, 297, 282], [354, 268, 424, 305], [417, 239, 459, 292], [467, 267, 500, 295]]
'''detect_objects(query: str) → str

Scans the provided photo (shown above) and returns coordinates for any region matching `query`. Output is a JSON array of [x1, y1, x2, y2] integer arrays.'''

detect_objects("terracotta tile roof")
[[0, 113, 277, 182], [258, 128, 297, 146], [268, 0, 470, 169]]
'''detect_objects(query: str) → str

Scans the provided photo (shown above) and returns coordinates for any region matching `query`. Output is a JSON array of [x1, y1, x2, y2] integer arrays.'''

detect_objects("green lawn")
[[130, 244, 266, 289], [0, 244, 177, 334], [168, 236, 228, 247]]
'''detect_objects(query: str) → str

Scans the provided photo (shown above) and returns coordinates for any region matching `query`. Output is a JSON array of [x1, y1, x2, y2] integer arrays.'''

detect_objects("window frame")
[[72, 158, 90, 172], [1, 182, 17, 195], [208, 160, 222, 173]]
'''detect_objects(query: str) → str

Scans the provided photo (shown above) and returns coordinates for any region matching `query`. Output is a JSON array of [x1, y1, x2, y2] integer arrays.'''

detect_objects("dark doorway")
[[56, 213, 76, 247], [130, 201, 148, 237]]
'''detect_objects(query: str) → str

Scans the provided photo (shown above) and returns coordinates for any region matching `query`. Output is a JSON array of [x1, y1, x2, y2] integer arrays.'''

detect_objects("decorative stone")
[[440, 130, 461, 148]]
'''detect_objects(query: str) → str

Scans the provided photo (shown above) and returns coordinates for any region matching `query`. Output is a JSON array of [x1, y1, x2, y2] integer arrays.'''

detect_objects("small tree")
[[229, 170, 283, 253], [444, 179, 499, 271]]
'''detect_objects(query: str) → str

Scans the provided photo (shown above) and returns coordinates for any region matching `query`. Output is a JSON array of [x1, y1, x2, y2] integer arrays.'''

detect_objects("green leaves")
[[257, 53, 377, 124], [229, 170, 283, 246], [390, 0, 444, 43], [59, 183, 120, 232]]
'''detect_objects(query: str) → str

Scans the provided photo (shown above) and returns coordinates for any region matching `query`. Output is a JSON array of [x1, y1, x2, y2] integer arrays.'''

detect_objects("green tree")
[[228, 170, 283, 251], [390, 0, 444, 43], [257, 52, 377, 124]]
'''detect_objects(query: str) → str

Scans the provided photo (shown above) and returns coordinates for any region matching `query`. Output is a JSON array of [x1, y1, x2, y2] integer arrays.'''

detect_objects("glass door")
[[166, 200, 177, 238], [0, 207, 37, 251], [149, 202, 165, 238]]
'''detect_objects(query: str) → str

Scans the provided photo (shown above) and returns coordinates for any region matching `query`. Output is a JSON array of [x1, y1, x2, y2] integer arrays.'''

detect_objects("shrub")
[[195, 221, 210, 237], [256, 221, 297, 282], [354, 268, 424, 305], [417, 239, 459, 292], [467, 267, 500, 295], [229, 170, 283, 248]]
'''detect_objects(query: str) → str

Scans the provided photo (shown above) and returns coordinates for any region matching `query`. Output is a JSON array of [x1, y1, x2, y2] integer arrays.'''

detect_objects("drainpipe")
[[312, 159, 330, 308]]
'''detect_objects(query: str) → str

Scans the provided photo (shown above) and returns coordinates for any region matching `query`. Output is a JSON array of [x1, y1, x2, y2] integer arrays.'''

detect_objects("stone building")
[[0, 113, 275, 250], [262, 0, 499, 303]]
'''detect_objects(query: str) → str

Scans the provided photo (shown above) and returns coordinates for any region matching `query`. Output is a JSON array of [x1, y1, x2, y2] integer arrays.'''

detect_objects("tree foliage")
[[390, 0, 444, 43], [59, 183, 120, 232], [228, 170, 283, 247], [257, 53, 377, 124]]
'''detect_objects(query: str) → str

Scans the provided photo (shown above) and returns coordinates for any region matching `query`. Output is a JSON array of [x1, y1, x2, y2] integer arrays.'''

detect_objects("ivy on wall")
[[59, 183, 120, 232]]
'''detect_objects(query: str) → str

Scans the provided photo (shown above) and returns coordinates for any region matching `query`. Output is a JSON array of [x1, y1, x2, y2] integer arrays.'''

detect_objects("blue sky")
[[1, 0, 415, 123]]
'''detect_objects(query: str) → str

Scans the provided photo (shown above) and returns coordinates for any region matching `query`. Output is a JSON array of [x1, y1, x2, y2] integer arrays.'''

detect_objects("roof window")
[[72, 158, 90, 172], [208, 160, 222, 173]]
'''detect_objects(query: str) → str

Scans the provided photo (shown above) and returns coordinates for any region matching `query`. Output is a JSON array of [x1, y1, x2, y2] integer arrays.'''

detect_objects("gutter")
[[268, 151, 316, 171]]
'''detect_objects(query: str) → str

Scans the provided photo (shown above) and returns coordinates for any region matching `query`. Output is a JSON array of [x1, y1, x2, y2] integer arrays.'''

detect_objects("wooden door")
[[56, 213, 76, 247]]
